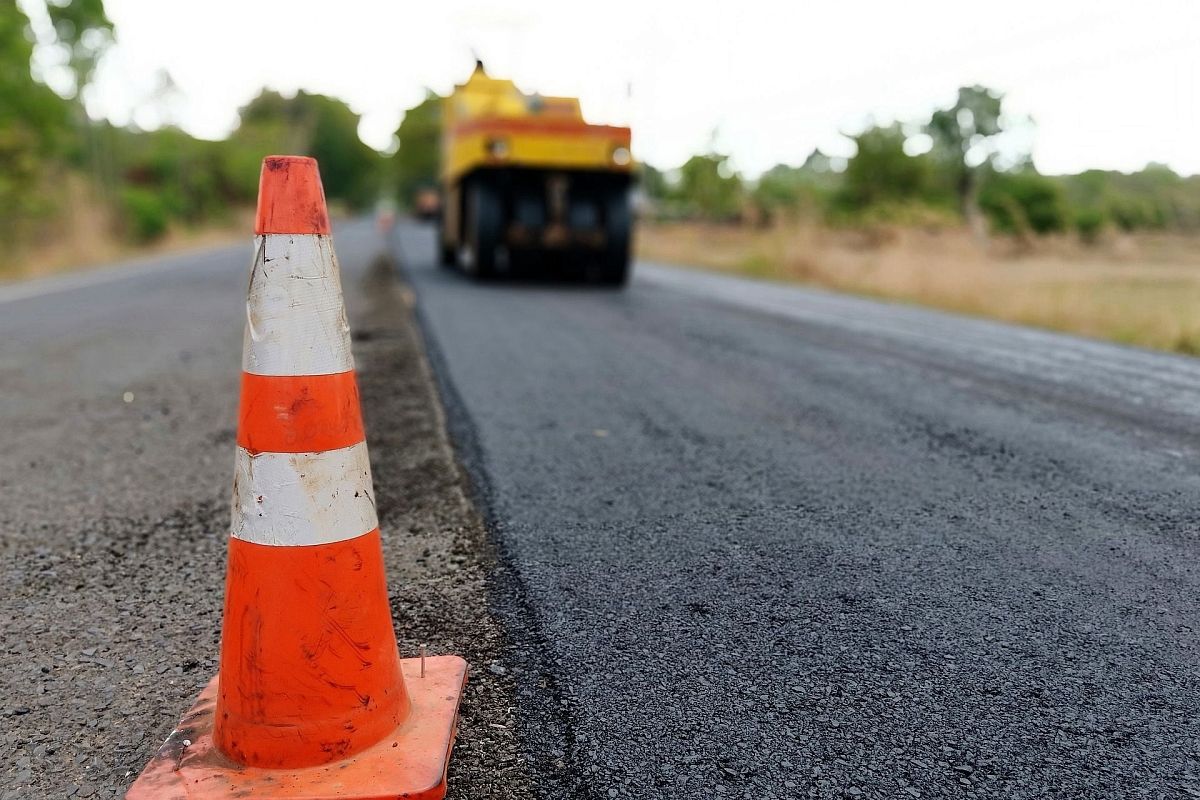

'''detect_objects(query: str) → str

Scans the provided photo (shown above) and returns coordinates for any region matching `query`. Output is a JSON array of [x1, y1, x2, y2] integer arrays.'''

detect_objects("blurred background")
[[3, 0, 1199, 349]]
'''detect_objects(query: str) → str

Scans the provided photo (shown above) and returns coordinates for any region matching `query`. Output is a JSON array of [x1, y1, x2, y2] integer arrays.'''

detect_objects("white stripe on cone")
[[243, 234, 354, 377], [231, 442, 378, 546]]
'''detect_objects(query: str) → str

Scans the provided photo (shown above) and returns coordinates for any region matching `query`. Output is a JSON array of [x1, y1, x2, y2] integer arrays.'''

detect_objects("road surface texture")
[[397, 220, 1198, 799], [3, 218, 1196, 800], [0, 220, 531, 798]]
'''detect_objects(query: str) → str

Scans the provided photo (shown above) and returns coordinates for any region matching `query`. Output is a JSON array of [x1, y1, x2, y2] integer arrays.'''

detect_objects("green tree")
[[391, 90, 442, 208], [752, 149, 841, 221], [34, 0, 117, 195], [1073, 206, 1106, 243], [232, 90, 384, 209], [638, 162, 668, 202], [674, 152, 743, 220], [752, 163, 806, 217], [1056, 164, 1199, 234], [925, 86, 1005, 225], [0, 1, 72, 239], [840, 124, 931, 210], [43, 0, 113, 99], [0, 3, 69, 139], [978, 169, 1068, 235]]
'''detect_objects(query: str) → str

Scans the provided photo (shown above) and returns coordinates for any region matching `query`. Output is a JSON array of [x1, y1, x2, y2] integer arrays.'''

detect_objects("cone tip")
[[255, 155, 331, 235]]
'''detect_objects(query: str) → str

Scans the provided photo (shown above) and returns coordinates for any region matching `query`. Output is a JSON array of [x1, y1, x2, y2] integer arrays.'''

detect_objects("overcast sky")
[[25, 0, 1200, 177]]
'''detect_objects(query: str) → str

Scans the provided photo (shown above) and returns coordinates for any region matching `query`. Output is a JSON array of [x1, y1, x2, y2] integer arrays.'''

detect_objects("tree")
[[232, 90, 384, 209], [0, 2, 69, 139], [925, 86, 1005, 229], [752, 164, 807, 218], [978, 169, 1068, 236], [34, 0, 117, 195], [751, 149, 841, 221], [674, 152, 743, 220], [840, 124, 931, 210], [391, 90, 442, 208], [0, 1, 72, 239], [43, 0, 113, 99], [637, 162, 668, 202]]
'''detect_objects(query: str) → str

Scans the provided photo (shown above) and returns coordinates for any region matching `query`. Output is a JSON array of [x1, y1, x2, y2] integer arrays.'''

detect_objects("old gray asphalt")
[[1, 221, 530, 799], [0, 224, 386, 798], [397, 220, 1198, 799]]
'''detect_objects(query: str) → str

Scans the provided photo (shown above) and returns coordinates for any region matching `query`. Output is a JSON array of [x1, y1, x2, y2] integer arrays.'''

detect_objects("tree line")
[[646, 87, 1200, 241], [3, 0, 390, 254], [5, 0, 1198, 264], [365, 83, 1200, 243]]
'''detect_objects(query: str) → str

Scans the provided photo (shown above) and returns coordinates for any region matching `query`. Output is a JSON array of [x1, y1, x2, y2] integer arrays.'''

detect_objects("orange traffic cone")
[[127, 156, 467, 800]]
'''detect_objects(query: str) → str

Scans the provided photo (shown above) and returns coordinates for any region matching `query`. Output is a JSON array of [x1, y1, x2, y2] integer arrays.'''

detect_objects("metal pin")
[[419, 644, 426, 678]]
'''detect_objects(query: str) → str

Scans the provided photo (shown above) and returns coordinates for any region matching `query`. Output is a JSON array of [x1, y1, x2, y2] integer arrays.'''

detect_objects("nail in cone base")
[[126, 656, 467, 800]]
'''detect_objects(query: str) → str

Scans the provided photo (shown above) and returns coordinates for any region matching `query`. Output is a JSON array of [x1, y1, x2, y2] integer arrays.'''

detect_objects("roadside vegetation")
[[6, 1, 1200, 357], [638, 224, 1200, 354], [2, 0, 392, 279], [640, 87, 1200, 239], [635, 87, 1200, 356]]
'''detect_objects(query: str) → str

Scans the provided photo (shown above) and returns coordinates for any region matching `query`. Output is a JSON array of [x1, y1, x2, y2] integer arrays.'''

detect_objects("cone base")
[[126, 655, 467, 800]]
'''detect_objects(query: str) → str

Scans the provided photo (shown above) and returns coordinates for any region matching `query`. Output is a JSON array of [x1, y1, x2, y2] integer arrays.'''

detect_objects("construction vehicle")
[[439, 61, 634, 285]]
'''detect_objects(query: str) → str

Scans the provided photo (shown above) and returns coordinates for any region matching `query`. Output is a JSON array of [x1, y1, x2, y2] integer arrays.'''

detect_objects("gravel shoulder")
[[1, 226, 530, 798]]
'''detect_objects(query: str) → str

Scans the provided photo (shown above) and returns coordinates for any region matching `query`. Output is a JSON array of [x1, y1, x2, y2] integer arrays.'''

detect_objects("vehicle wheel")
[[597, 186, 631, 287], [465, 178, 502, 280]]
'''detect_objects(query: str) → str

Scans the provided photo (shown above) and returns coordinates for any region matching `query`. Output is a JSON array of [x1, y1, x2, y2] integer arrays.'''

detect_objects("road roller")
[[439, 61, 634, 285]]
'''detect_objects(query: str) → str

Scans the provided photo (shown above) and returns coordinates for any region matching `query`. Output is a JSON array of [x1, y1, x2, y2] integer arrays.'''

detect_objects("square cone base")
[[126, 655, 468, 800]]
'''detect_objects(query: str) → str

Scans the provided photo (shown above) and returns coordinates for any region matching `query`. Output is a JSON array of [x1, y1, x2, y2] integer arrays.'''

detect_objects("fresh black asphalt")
[[398, 220, 1198, 799]]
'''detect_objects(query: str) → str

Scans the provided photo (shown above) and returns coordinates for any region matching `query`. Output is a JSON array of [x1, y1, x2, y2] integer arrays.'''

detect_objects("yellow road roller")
[[439, 61, 634, 284]]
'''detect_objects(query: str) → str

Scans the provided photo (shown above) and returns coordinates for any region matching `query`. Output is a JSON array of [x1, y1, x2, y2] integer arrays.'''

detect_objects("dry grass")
[[1, 178, 252, 284], [637, 220, 1200, 355]]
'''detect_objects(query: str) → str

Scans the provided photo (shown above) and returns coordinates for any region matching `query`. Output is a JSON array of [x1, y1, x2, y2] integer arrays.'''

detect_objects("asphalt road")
[[3, 219, 1196, 799], [397, 220, 1199, 799], [0, 221, 528, 798]]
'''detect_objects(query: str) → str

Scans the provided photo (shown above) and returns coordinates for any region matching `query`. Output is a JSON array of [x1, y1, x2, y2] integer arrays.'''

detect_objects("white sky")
[[25, 0, 1200, 177]]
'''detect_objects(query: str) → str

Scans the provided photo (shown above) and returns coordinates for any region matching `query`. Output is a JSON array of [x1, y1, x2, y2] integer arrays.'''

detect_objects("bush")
[[839, 124, 934, 210], [1108, 196, 1164, 231], [673, 153, 744, 220], [1074, 207, 1107, 243], [120, 186, 169, 242], [979, 171, 1068, 234]]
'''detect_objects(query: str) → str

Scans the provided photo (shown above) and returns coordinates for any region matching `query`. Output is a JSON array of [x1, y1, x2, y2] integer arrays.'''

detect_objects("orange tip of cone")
[[255, 155, 331, 235]]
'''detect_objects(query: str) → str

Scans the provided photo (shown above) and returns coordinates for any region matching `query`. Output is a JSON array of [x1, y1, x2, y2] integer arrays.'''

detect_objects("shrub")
[[1073, 207, 1107, 243], [839, 124, 934, 210], [979, 171, 1068, 234], [120, 186, 169, 242]]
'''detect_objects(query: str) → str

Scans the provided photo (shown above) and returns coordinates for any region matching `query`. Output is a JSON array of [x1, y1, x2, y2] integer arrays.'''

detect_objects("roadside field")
[[0, 184, 252, 284], [638, 221, 1200, 355]]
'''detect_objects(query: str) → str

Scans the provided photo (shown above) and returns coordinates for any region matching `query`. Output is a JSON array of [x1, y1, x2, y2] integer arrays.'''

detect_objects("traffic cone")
[[127, 156, 468, 800]]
